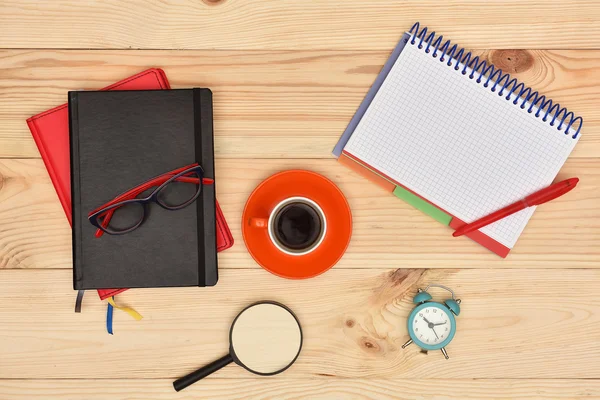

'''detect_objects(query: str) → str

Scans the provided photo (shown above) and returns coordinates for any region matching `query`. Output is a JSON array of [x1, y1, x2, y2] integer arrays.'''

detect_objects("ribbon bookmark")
[[106, 301, 114, 335], [106, 297, 143, 321], [74, 290, 85, 313]]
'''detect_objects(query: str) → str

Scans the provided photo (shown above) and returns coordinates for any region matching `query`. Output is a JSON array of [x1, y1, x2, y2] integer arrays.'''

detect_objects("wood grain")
[[2, 1, 600, 397], [1, 0, 599, 50], [1, 379, 598, 400], [1, 268, 600, 379], [0, 158, 598, 271], [0, 49, 598, 158]]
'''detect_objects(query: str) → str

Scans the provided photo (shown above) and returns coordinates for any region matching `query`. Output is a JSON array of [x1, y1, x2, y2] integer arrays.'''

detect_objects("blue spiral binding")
[[409, 23, 582, 139]]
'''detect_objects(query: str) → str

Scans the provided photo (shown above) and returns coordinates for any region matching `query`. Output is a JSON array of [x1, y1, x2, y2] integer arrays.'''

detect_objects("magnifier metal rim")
[[228, 300, 303, 376]]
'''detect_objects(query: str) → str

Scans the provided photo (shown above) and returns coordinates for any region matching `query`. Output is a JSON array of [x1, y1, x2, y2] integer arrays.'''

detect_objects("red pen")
[[452, 177, 579, 237]]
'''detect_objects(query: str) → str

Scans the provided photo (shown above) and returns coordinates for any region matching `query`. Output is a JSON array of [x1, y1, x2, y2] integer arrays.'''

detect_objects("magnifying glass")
[[173, 301, 303, 392]]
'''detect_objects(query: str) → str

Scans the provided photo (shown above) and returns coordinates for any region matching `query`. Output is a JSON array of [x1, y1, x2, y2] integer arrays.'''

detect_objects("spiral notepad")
[[336, 23, 582, 256]]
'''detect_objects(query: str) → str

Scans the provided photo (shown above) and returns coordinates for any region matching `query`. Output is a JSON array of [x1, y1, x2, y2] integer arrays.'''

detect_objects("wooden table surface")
[[1, 1, 600, 399]]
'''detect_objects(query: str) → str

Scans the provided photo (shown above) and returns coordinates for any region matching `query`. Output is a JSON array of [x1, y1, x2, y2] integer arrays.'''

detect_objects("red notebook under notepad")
[[27, 68, 234, 300]]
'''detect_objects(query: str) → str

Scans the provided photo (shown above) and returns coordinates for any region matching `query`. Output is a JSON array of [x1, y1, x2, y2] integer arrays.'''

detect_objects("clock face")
[[409, 303, 455, 349]]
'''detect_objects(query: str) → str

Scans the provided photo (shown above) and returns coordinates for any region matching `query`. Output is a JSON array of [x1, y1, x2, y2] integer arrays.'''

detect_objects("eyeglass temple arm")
[[93, 164, 203, 213], [94, 175, 213, 238]]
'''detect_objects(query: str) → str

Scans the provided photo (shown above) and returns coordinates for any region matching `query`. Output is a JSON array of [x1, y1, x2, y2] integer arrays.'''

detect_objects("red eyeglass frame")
[[88, 163, 214, 237]]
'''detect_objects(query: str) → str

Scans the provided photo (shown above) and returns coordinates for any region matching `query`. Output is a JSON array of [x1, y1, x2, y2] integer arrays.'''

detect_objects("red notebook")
[[27, 68, 234, 299]]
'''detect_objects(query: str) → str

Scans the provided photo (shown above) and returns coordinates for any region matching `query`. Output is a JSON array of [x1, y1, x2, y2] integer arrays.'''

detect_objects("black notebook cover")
[[69, 89, 217, 289]]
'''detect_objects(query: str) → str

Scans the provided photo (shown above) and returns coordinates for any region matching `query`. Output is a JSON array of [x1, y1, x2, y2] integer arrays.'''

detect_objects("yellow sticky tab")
[[107, 297, 143, 321]]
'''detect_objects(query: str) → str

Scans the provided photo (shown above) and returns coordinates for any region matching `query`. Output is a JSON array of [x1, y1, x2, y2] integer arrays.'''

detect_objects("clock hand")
[[422, 317, 431, 324], [431, 326, 439, 339], [433, 322, 447, 326]]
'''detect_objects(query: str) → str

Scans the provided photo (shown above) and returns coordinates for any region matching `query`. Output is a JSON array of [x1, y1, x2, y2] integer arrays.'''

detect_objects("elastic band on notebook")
[[408, 22, 583, 139]]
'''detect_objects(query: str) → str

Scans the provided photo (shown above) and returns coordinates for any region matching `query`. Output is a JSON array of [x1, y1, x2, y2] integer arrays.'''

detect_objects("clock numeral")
[[420, 334, 423, 338], [426, 309, 429, 313], [441, 335, 444, 338], [414, 320, 417, 323], [433, 309, 437, 313], [426, 338, 429, 342], [445, 327, 448, 331], [419, 313, 423, 317], [415, 328, 418, 331]]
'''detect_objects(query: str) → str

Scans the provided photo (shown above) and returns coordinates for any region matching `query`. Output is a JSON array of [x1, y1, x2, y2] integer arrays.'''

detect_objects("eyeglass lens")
[[156, 171, 202, 210], [104, 201, 145, 233]]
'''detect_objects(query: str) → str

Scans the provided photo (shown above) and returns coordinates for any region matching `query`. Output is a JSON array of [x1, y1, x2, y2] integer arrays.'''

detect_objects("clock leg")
[[402, 339, 413, 349], [440, 347, 449, 359]]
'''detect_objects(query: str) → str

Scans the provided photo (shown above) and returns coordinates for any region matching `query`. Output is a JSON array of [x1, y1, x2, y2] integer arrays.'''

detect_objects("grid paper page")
[[345, 39, 579, 248]]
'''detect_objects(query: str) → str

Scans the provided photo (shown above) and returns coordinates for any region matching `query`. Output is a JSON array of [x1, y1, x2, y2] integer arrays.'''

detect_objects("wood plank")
[[0, 49, 598, 158], [0, 158, 598, 270], [1, 268, 600, 379], [1, 0, 599, 50], [1, 379, 598, 400]]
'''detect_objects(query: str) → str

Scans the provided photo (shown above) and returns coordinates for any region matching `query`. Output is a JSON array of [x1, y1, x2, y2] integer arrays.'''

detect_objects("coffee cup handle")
[[250, 217, 269, 228]]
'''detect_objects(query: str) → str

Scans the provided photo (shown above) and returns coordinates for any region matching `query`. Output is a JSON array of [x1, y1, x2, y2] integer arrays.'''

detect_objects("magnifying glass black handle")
[[173, 353, 234, 392]]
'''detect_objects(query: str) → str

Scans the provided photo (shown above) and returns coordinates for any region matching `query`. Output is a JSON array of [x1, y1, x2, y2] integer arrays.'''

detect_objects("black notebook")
[[69, 88, 217, 289]]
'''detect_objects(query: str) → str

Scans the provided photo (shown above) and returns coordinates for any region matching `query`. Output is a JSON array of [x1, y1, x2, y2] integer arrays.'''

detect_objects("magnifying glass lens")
[[231, 303, 302, 374]]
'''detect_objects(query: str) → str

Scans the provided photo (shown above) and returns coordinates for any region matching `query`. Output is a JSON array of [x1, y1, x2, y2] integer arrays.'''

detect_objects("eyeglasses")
[[88, 163, 213, 237]]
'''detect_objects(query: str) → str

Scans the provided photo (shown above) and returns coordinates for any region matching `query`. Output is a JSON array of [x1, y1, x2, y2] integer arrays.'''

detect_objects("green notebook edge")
[[392, 186, 452, 226]]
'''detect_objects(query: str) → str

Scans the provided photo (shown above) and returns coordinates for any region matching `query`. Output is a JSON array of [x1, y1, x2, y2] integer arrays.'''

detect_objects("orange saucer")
[[242, 170, 352, 279]]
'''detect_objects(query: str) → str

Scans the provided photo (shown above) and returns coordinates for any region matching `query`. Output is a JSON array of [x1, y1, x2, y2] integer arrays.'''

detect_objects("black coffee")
[[273, 202, 322, 251]]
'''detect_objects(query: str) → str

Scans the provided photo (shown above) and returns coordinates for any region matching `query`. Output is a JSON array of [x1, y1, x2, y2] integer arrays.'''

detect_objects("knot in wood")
[[489, 50, 534, 74], [360, 336, 381, 353]]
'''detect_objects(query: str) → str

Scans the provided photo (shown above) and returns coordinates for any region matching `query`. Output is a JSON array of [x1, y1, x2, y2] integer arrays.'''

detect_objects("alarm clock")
[[401, 284, 461, 359]]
